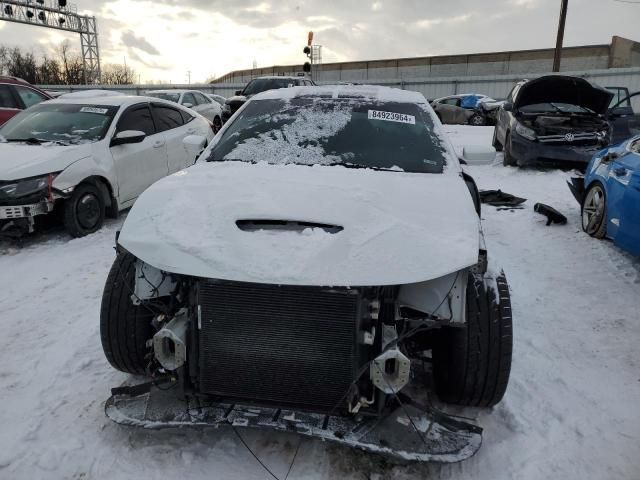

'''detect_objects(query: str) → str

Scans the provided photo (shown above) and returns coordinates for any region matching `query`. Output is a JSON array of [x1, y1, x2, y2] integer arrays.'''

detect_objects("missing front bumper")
[[105, 384, 482, 463]]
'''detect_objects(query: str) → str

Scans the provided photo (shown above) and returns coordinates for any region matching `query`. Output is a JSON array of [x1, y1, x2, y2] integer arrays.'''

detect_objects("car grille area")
[[198, 281, 361, 410]]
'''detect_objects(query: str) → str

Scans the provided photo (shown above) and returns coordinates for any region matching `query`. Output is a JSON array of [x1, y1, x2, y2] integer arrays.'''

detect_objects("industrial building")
[[214, 36, 640, 84]]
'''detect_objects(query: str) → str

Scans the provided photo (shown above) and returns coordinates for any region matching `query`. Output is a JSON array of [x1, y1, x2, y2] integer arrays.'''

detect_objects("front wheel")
[[100, 252, 155, 375], [582, 182, 607, 239], [212, 116, 222, 134], [63, 183, 105, 237], [492, 128, 503, 152], [433, 272, 513, 408], [469, 113, 486, 126], [502, 132, 517, 167]]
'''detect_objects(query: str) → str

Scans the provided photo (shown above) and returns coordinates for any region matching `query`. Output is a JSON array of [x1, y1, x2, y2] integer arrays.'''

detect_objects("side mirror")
[[183, 102, 194, 109], [183, 135, 207, 162], [502, 102, 513, 112], [460, 145, 496, 165], [235, 90, 242, 96], [110, 130, 146, 147]]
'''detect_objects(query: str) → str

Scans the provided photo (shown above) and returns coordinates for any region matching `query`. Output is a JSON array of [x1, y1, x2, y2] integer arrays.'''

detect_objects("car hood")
[[0, 142, 92, 180], [118, 161, 480, 286], [226, 95, 247, 104], [515, 75, 613, 115]]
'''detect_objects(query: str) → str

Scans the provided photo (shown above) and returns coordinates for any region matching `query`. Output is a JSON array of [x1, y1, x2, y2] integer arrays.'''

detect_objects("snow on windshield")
[[223, 101, 352, 166]]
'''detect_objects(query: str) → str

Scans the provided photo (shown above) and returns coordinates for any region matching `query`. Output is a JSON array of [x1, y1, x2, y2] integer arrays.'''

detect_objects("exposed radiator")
[[198, 281, 361, 410]]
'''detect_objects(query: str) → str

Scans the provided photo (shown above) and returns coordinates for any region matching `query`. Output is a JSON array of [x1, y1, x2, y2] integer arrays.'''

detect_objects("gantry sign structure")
[[0, 0, 100, 83]]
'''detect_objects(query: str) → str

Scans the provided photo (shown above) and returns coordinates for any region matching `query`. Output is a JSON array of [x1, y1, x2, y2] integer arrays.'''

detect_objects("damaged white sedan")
[[101, 85, 512, 462]]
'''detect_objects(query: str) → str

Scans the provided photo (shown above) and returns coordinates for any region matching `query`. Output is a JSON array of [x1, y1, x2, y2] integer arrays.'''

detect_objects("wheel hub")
[[77, 193, 101, 229], [582, 186, 604, 233]]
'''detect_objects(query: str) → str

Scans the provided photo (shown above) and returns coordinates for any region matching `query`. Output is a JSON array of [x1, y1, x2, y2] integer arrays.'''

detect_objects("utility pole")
[[186, 70, 191, 84], [552, 0, 569, 72]]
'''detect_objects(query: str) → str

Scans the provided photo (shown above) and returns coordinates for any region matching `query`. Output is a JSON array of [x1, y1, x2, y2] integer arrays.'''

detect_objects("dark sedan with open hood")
[[493, 75, 613, 168]]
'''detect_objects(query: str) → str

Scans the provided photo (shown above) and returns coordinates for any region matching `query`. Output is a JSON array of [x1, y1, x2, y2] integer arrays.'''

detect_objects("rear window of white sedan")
[[208, 97, 447, 173]]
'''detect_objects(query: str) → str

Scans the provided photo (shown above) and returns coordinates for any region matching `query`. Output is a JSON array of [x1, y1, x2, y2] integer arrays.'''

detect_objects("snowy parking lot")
[[0, 126, 638, 480]]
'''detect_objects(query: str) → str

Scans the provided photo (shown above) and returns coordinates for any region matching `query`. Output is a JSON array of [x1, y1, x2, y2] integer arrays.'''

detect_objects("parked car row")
[[0, 74, 323, 238]]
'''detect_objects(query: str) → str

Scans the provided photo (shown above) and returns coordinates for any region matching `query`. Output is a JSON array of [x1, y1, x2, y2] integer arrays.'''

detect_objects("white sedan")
[[0, 95, 214, 237], [146, 90, 222, 132]]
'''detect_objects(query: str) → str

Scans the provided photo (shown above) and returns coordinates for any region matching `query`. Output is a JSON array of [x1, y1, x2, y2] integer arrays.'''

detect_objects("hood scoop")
[[236, 219, 343, 234]]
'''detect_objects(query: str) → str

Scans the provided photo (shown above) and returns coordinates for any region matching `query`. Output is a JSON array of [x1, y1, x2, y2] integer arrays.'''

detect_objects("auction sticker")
[[368, 110, 415, 125], [80, 107, 109, 114]]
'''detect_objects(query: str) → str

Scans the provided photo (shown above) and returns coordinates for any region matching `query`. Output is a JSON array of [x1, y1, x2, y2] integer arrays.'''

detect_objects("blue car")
[[569, 135, 640, 256]]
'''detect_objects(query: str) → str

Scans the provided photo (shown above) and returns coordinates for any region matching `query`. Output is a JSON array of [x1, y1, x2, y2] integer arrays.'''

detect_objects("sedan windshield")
[[147, 92, 181, 103], [208, 97, 447, 173], [0, 103, 118, 144], [242, 78, 296, 96]]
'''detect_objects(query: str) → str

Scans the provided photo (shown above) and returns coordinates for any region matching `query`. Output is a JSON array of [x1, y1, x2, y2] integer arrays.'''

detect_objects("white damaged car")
[[0, 95, 213, 237], [101, 85, 512, 462]]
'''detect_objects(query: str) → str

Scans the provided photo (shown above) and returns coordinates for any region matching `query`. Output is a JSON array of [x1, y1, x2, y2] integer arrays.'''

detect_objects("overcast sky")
[[0, 0, 638, 83]]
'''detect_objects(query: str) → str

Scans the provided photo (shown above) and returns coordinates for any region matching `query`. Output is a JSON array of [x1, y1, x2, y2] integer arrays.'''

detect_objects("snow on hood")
[[0, 142, 92, 180], [514, 75, 613, 115], [118, 161, 480, 286]]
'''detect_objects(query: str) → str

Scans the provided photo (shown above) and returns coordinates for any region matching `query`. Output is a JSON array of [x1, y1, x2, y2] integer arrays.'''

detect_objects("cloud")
[[2, 0, 638, 83], [121, 30, 160, 55]]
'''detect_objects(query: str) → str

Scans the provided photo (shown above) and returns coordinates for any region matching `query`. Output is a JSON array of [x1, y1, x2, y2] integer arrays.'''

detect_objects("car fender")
[[53, 151, 118, 202]]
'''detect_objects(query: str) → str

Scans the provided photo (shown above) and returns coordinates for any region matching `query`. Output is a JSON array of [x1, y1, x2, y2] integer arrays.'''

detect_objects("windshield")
[[0, 103, 118, 144], [519, 102, 594, 114], [147, 92, 181, 103], [242, 78, 295, 96], [207, 97, 447, 173]]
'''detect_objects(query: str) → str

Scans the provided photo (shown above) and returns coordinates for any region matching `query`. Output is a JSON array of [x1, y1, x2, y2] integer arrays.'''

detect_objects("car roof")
[[44, 95, 184, 108], [251, 84, 428, 104], [0, 76, 52, 97], [252, 75, 307, 81]]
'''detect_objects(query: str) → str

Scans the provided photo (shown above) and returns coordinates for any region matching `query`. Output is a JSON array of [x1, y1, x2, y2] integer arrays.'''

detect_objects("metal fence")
[[38, 66, 640, 108]]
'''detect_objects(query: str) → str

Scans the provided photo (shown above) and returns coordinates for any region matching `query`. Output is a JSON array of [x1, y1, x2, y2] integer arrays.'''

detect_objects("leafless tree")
[[101, 63, 137, 85]]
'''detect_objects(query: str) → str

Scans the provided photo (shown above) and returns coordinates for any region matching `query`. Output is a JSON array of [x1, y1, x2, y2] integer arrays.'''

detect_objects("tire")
[[582, 182, 607, 239], [63, 183, 105, 237], [502, 132, 517, 167], [492, 128, 503, 152], [469, 114, 486, 126], [100, 252, 154, 375], [433, 272, 513, 408], [212, 116, 222, 134]]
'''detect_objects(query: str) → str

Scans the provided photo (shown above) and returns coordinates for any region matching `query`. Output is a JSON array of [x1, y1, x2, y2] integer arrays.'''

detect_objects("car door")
[[609, 92, 640, 145], [110, 103, 168, 203], [152, 102, 197, 172], [193, 92, 216, 121], [612, 139, 640, 256], [0, 84, 21, 125]]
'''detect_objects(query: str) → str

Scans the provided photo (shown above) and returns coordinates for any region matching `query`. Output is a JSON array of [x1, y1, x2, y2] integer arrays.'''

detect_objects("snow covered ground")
[[0, 126, 638, 479]]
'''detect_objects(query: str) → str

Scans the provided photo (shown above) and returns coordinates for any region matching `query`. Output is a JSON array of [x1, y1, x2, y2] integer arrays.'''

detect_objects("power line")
[[611, 0, 640, 3]]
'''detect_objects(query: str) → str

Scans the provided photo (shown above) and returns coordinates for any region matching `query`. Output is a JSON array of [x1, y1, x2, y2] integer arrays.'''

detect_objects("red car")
[[0, 77, 52, 126]]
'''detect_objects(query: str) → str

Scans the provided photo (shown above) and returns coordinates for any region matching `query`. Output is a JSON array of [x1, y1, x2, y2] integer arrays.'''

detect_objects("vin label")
[[368, 110, 415, 125]]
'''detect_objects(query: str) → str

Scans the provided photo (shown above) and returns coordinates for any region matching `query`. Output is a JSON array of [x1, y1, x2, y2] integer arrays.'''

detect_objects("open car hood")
[[118, 162, 480, 286], [515, 75, 613, 115]]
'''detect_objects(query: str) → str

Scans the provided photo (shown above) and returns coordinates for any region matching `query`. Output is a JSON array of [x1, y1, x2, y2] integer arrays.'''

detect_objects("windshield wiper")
[[5, 137, 44, 144], [4, 137, 71, 145]]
